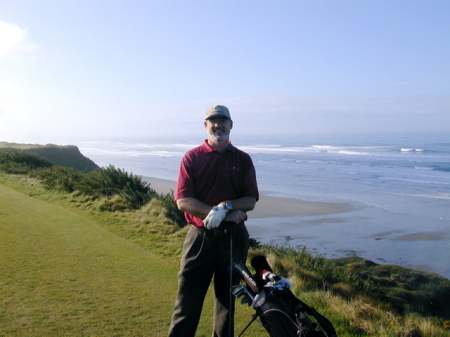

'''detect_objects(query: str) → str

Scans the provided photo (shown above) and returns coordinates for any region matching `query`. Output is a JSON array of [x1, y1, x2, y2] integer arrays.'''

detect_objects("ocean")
[[77, 132, 450, 279]]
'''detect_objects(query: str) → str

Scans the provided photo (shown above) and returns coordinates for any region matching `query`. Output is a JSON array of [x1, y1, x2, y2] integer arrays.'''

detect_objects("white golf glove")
[[203, 204, 228, 229], [262, 271, 292, 290]]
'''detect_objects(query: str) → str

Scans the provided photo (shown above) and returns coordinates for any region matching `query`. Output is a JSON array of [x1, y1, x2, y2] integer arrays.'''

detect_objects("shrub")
[[157, 191, 185, 227], [28, 162, 186, 223], [31, 166, 85, 192], [78, 165, 157, 210], [249, 237, 261, 248], [0, 149, 53, 174]]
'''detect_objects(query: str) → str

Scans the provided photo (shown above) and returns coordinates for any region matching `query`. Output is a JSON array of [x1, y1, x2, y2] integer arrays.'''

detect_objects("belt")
[[190, 224, 237, 236]]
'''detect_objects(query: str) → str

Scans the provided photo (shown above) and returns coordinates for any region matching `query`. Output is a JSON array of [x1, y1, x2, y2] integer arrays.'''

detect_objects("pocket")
[[182, 227, 206, 262]]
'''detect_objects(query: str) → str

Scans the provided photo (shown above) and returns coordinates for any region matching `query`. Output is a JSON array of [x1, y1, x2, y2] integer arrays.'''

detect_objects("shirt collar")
[[202, 139, 234, 153]]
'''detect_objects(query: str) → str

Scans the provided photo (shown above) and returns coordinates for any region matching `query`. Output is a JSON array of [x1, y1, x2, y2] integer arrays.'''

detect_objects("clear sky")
[[1, 0, 449, 144]]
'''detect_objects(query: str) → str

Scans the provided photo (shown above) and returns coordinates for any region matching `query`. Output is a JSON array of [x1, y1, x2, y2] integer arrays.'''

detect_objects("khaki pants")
[[168, 224, 249, 337]]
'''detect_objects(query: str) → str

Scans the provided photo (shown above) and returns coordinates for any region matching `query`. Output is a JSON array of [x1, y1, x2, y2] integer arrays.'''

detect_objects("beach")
[[143, 176, 450, 279]]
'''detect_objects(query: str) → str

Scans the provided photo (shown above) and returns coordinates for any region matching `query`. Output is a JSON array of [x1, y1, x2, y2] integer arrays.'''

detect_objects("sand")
[[142, 176, 354, 218], [145, 177, 177, 195]]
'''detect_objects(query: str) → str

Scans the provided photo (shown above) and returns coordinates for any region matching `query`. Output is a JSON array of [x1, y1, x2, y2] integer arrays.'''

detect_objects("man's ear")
[[230, 120, 233, 129]]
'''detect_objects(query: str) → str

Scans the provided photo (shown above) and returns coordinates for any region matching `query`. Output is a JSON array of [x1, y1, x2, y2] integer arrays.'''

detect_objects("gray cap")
[[205, 105, 231, 120]]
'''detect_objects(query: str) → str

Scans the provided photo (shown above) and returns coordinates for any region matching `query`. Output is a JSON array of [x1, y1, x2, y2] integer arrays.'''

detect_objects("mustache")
[[212, 126, 226, 132]]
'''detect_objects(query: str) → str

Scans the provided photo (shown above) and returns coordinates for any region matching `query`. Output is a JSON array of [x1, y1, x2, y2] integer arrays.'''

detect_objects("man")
[[168, 105, 259, 337]]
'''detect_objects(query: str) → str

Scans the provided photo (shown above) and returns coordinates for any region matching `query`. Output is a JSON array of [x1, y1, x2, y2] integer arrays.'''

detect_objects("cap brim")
[[205, 114, 231, 120]]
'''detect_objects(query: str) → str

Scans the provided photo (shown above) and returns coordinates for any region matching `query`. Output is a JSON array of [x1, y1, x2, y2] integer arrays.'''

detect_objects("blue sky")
[[1, 1, 449, 144]]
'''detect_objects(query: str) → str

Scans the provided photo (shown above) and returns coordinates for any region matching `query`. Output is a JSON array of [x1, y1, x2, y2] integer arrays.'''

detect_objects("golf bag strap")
[[308, 307, 337, 337], [291, 291, 337, 337]]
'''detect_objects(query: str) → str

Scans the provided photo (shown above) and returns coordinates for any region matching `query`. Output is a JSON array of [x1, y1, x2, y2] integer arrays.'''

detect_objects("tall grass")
[[30, 164, 156, 210], [248, 247, 450, 336]]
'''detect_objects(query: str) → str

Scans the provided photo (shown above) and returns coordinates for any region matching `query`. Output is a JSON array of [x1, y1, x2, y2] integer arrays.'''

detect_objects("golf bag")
[[233, 255, 337, 337]]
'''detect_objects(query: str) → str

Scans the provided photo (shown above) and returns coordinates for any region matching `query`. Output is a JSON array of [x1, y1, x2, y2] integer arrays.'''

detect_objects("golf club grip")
[[233, 262, 262, 294]]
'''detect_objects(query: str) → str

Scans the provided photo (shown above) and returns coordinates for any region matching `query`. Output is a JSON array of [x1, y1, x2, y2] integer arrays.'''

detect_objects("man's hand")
[[224, 210, 247, 224], [203, 204, 228, 229]]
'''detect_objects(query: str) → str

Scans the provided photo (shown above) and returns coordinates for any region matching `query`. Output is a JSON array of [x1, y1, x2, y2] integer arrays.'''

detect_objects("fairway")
[[0, 183, 179, 336]]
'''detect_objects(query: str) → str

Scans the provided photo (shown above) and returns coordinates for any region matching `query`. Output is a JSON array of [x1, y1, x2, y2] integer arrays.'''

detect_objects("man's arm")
[[220, 196, 256, 213], [176, 196, 257, 223], [221, 196, 256, 224], [176, 197, 212, 220]]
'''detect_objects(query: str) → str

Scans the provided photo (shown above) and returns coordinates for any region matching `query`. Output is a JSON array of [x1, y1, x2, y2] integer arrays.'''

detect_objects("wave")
[[80, 146, 183, 158], [379, 176, 450, 186], [400, 148, 425, 152], [414, 166, 435, 170], [242, 144, 385, 156], [393, 192, 450, 201]]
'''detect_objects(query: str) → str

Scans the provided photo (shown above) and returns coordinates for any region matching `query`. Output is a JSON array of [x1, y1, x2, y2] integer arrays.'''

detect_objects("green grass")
[[0, 182, 178, 336]]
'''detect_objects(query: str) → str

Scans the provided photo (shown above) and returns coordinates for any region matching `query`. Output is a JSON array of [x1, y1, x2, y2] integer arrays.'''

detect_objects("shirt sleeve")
[[174, 152, 195, 201], [242, 154, 259, 201]]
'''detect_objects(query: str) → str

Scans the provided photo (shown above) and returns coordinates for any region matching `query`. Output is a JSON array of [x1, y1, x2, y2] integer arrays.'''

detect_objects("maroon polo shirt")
[[175, 140, 259, 228]]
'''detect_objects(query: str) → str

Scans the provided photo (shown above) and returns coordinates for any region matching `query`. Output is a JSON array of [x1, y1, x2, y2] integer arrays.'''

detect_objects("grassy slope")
[[0, 181, 266, 337], [0, 142, 98, 172]]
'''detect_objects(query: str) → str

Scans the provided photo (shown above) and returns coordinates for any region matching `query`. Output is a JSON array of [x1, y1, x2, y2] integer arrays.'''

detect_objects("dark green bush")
[[249, 237, 262, 248], [0, 149, 53, 174], [31, 166, 84, 192], [1, 150, 185, 223], [78, 165, 157, 209], [28, 162, 181, 214]]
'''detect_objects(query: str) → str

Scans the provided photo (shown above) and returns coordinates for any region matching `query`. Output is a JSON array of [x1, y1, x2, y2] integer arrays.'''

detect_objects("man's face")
[[204, 117, 233, 143]]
